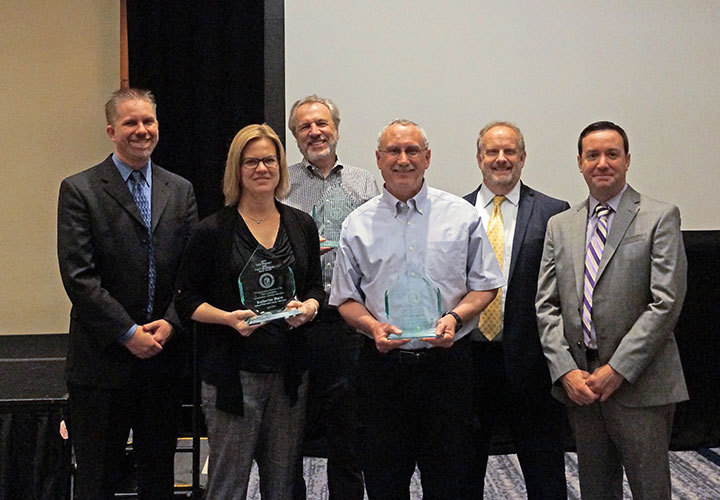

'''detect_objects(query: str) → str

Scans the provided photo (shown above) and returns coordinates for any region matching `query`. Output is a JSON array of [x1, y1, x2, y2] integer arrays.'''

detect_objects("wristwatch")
[[442, 311, 463, 330]]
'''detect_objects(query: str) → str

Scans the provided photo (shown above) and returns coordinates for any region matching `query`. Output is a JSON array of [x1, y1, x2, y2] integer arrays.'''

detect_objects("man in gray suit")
[[57, 88, 198, 499], [536, 121, 688, 500]]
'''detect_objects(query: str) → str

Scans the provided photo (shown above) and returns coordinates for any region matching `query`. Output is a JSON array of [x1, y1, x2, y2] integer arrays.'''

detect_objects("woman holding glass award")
[[175, 124, 323, 499]]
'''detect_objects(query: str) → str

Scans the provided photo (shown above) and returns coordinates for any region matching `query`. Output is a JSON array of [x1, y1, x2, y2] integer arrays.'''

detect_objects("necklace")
[[239, 210, 271, 224]]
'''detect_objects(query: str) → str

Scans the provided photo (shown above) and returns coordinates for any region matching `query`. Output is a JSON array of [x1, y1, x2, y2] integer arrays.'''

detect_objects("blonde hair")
[[223, 124, 290, 205]]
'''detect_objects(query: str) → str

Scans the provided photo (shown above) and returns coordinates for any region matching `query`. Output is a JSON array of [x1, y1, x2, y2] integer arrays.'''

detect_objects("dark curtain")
[[672, 231, 720, 449], [0, 410, 69, 500], [127, 1, 266, 218]]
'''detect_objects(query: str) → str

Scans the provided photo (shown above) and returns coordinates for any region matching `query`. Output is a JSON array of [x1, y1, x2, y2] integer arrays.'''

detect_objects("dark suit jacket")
[[464, 182, 569, 397], [58, 155, 198, 388], [536, 185, 688, 407]]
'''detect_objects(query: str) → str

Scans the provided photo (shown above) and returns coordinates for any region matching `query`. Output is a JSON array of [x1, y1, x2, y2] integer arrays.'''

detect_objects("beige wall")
[[0, 1, 119, 333]]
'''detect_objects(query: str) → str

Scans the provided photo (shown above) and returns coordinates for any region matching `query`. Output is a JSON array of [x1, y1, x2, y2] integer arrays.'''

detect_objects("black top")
[[232, 213, 294, 373], [175, 202, 324, 415]]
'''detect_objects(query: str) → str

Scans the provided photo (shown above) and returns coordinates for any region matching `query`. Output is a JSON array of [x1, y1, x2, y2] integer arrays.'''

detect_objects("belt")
[[381, 347, 442, 365], [377, 336, 469, 364]]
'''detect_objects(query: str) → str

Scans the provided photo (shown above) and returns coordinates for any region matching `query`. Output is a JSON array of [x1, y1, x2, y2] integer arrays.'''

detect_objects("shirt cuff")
[[117, 324, 138, 345]]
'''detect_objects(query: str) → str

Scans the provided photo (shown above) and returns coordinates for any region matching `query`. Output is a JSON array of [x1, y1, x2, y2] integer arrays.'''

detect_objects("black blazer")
[[175, 202, 324, 414], [464, 182, 569, 397], [57, 155, 199, 387]]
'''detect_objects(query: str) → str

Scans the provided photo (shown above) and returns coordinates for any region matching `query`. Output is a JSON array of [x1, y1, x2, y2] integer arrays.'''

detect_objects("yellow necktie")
[[478, 195, 505, 340]]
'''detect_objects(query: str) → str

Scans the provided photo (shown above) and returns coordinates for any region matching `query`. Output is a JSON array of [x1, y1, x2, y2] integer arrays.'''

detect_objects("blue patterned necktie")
[[130, 170, 155, 318], [582, 204, 611, 349]]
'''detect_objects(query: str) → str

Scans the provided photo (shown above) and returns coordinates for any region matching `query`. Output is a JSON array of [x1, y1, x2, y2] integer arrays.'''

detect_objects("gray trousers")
[[568, 353, 676, 500], [202, 371, 308, 500]]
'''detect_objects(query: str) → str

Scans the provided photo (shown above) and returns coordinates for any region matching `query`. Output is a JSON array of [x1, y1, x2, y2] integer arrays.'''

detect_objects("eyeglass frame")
[[241, 155, 280, 169], [377, 146, 428, 158]]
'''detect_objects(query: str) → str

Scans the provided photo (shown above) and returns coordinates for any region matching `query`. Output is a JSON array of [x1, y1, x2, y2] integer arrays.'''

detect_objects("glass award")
[[312, 184, 356, 248], [238, 246, 302, 325], [384, 265, 442, 339]]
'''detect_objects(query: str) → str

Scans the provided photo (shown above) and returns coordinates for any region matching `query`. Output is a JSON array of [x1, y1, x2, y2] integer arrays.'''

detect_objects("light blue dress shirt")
[[329, 182, 505, 349]]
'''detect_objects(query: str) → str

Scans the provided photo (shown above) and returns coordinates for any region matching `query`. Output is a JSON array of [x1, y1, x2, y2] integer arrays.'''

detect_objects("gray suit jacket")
[[58, 155, 198, 388], [536, 185, 688, 407]]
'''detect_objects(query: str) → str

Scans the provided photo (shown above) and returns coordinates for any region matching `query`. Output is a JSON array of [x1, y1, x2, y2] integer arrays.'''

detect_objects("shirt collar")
[[478, 181, 521, 209], [112, 154, 152, 187], [301, 156, 343, 178], [588, 183, 627, 216], [382, 180, 428, 216]]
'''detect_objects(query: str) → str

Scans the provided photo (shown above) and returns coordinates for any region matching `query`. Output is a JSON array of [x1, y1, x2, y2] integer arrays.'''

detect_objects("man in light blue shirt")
[[329, 119, 504, 499]]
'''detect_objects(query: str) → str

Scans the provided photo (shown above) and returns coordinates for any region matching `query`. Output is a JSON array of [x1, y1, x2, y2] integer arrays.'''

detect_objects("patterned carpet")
[[180, 445, 720, 499]]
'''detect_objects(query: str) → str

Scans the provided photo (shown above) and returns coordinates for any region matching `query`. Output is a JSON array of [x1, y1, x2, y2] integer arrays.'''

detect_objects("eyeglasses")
[[241, 155, 279, 169], [378, 146, 427, 158]]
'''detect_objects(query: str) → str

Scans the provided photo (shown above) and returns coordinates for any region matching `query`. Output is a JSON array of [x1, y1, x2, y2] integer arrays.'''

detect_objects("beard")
[[303, 136, 338, 165]]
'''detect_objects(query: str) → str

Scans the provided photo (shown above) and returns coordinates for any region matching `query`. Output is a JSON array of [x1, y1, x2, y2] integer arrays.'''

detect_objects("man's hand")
[[560, 369, 600, 406], [586, 364, 625, 402], [225, 309, 262, 337], [142, 319, 174, 345], [319, 235, 333, 255], [421, 314, 456, 348], [372, 322, 410, 353], [125, 325, 163, 359]]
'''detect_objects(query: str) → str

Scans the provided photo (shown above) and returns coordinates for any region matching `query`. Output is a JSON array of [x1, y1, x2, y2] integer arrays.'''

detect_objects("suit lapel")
[[508, 183, 532, 284], [595, 187, 640, 281], [464, 186, 481, 206], [98, 157, 145, 227], [572, 201, 589, 302], [150, 164, 170, 233]]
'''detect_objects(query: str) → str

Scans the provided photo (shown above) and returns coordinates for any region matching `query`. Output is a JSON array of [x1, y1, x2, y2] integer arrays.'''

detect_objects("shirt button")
[[409, 246, 414, 251]]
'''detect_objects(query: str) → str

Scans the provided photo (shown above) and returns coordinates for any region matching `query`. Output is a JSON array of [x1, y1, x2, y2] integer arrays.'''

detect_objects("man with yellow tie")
[[463, 122, 570, 499]]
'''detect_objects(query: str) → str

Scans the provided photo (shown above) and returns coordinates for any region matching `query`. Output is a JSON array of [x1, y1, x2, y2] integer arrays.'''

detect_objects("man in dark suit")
[[464, 122, 569, 499], [536, 121, 688, 499], [57, 88, 198, 500]]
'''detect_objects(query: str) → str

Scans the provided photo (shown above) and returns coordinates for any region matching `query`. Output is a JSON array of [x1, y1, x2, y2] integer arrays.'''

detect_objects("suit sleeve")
[[608, 205, 687, 382], [536, 217, 579, 382], [161, 181, 199, 333], [57, 177, 135, 347]]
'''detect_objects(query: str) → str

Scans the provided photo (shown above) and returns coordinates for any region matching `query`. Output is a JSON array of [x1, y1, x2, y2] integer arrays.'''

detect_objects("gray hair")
[[376, 119, 429, 149], [288, 95, 341, 136], [105, 88, 156, 126], [476, 121, 525, 154]]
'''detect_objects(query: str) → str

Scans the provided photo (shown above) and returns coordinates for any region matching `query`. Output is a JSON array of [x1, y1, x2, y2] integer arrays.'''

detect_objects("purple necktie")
[[582, 204, 610, 348]]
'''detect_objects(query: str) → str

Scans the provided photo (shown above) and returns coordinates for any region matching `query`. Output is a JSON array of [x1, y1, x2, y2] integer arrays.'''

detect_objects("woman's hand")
[[224, 309, 262, 337], [285, 299, 319, 328]]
